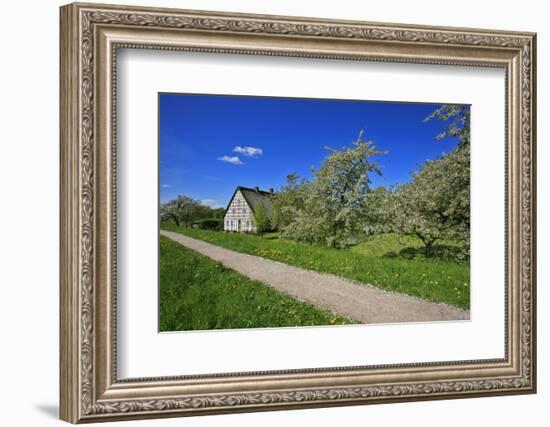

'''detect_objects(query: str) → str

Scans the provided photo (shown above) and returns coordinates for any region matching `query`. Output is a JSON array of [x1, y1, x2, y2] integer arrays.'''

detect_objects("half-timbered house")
[[223, 186, 273, 232]]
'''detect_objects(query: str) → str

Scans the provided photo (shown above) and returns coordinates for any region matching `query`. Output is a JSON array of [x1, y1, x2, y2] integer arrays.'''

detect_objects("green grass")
[[352, 233, 468, 262], [161, 223, 470, 310], [160, 236, 355, 331]]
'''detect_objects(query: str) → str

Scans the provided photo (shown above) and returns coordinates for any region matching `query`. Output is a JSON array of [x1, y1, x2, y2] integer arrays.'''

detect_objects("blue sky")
[[159, 93, 465, 208]]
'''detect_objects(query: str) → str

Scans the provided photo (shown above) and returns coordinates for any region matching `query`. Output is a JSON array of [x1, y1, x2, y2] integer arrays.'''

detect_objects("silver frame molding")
[[60, 2, 537, 423]]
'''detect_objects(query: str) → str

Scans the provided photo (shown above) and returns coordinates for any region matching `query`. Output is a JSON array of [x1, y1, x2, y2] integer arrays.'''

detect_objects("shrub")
[[192, 218, 223, 231]]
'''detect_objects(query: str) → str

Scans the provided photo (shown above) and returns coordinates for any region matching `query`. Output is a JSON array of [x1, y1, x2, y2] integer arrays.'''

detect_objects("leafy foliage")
[[160, 195, 220, 227], [424, 104, 470, 148], [362, 186, 396, 235], [192, 218, 224, 231], [271, 172, 308, 230], [390, 104, 471, 255], [252, 202, 270, 237], [392, 146, 470, 256], [281, 130, 385, 248]]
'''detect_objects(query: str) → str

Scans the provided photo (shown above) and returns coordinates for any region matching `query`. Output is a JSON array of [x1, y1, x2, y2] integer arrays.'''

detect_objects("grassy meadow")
[[160, 236, 356, 331], [161, 223, 470, 310]]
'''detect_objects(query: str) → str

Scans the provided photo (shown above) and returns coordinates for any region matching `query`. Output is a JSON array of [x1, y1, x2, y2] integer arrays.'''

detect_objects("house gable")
[[223, 189, 255, 232], [223, 186, 274, 232]]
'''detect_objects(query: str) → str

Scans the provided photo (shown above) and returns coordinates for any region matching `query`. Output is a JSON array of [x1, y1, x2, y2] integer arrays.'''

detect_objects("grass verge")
[[160, 236, 356, 331]]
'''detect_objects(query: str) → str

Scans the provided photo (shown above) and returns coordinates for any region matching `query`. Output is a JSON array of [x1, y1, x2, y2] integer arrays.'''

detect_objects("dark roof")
[[225, 186, 274, 217]]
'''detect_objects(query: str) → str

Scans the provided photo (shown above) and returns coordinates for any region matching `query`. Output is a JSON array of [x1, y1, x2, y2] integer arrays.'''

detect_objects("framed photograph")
[[60, 2, 537, 423]]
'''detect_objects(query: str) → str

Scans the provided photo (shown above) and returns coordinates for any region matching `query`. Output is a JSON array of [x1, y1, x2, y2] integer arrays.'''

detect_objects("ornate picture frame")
[[60, 2, 536, 423]]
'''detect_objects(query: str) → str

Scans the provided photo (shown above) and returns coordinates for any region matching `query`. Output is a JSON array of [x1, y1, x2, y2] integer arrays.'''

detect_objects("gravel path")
[[161, 230, 470, 324]]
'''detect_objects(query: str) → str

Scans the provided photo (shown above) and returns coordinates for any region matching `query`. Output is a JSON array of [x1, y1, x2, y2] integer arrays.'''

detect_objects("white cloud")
[[200, 199, 224, 209], [233, 146, 263, 157], [161, 184, 171, 188], [218, 155, 243, 165]]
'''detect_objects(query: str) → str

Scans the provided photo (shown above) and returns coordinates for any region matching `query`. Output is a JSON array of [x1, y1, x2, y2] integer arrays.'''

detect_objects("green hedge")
[[192, 218, 223, 231]]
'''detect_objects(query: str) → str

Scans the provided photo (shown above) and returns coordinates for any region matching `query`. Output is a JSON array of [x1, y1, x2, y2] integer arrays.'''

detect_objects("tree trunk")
[[424, 240, 435, 257], [424, 243, 431, 257], [415, 232, 436, 257]]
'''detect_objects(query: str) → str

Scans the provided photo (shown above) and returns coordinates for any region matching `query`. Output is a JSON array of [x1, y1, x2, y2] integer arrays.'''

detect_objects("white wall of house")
[[223, 190, 256, 232]]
